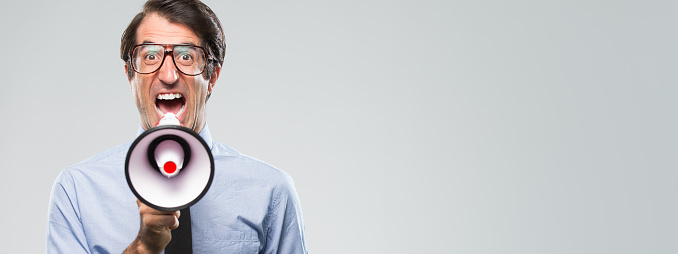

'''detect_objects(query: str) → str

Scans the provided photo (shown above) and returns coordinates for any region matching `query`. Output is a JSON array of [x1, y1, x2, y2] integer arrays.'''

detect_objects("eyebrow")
[[140, 40, 199, 47]]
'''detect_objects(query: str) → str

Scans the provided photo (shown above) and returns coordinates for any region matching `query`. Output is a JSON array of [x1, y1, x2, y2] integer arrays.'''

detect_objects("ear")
[[124, 63, 131, 84], [207, 64, 221, 96]]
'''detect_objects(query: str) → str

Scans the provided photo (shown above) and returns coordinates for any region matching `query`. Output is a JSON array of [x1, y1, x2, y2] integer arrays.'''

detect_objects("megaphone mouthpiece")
[[156, 113, 181, 127]]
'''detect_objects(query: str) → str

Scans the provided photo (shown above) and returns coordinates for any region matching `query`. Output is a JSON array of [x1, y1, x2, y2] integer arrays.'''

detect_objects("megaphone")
[[125, 113, 214, 211]]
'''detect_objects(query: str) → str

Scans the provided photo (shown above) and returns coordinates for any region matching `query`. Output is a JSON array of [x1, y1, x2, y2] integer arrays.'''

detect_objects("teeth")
[[157, 93, 182, 100]]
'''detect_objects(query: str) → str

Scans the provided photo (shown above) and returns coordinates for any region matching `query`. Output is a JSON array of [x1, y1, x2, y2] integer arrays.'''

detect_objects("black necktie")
[[165, 207, 192, 254]]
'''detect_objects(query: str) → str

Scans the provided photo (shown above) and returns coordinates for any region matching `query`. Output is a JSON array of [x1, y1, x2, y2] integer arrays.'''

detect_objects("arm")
[[46, 171, 90, 254], [264, 173, 308, 254]]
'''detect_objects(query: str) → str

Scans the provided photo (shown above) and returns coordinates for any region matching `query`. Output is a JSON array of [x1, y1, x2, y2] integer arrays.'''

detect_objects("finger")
[[169, 215, 180, 230], [144, 213, 180, 229]]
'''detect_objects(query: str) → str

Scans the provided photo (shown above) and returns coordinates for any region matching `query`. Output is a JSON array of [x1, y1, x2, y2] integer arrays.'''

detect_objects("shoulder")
[[211, 141, 297, 190], [56, 142, 132, 184], [49, 142, 133, 212], [76, 142, 131, 167]]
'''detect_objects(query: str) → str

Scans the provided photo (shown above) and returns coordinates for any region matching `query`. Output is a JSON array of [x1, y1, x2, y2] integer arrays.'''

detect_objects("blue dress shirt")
[[46, 125, 307, 253]]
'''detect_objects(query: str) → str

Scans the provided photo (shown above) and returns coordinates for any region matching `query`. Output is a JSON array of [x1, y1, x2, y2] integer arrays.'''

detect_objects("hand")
[[124, 199, 180, 254]]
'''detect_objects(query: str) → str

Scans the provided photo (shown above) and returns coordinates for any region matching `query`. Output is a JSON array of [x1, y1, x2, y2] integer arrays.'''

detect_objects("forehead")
[[136, 13, 200, 45]]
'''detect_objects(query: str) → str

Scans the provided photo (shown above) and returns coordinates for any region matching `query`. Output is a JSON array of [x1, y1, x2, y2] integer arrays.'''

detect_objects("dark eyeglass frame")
[[130, 43, 211, 76]]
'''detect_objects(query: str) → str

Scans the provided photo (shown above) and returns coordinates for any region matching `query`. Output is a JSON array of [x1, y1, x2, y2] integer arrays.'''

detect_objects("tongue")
[[157, 99, 183, 114]]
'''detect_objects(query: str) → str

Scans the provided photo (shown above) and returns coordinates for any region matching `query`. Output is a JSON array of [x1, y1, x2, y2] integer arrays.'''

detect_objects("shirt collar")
[[136, 124, 214, 150]]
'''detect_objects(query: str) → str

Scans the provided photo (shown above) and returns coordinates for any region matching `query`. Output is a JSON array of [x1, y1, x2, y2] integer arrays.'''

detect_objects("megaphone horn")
[[125, 113, 215, 212]]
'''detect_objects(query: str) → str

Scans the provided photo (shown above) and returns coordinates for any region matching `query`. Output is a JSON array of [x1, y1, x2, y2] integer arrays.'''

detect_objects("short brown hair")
[[120, 0, 226, 80]]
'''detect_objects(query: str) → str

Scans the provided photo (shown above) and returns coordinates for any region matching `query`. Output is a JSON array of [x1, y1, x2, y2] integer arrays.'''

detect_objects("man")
[[46, 0, 307, 253]]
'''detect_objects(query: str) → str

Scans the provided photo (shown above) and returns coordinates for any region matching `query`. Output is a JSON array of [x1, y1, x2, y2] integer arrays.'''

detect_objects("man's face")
[[127, 13, 219, 133]]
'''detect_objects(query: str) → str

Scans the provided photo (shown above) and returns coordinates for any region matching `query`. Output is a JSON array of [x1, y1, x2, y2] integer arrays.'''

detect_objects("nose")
[[157, 53, 178, 84]]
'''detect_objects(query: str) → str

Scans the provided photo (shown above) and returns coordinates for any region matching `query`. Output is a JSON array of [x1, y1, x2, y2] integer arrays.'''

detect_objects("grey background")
[[0, 0, 676, 253]]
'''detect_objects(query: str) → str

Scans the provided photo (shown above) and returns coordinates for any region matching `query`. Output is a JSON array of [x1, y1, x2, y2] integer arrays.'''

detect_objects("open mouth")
[[155, 93, 185, 119]]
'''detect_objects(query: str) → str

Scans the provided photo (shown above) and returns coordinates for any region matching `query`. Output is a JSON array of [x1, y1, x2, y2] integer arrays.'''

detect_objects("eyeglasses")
[[130, 44, 210, 76]]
